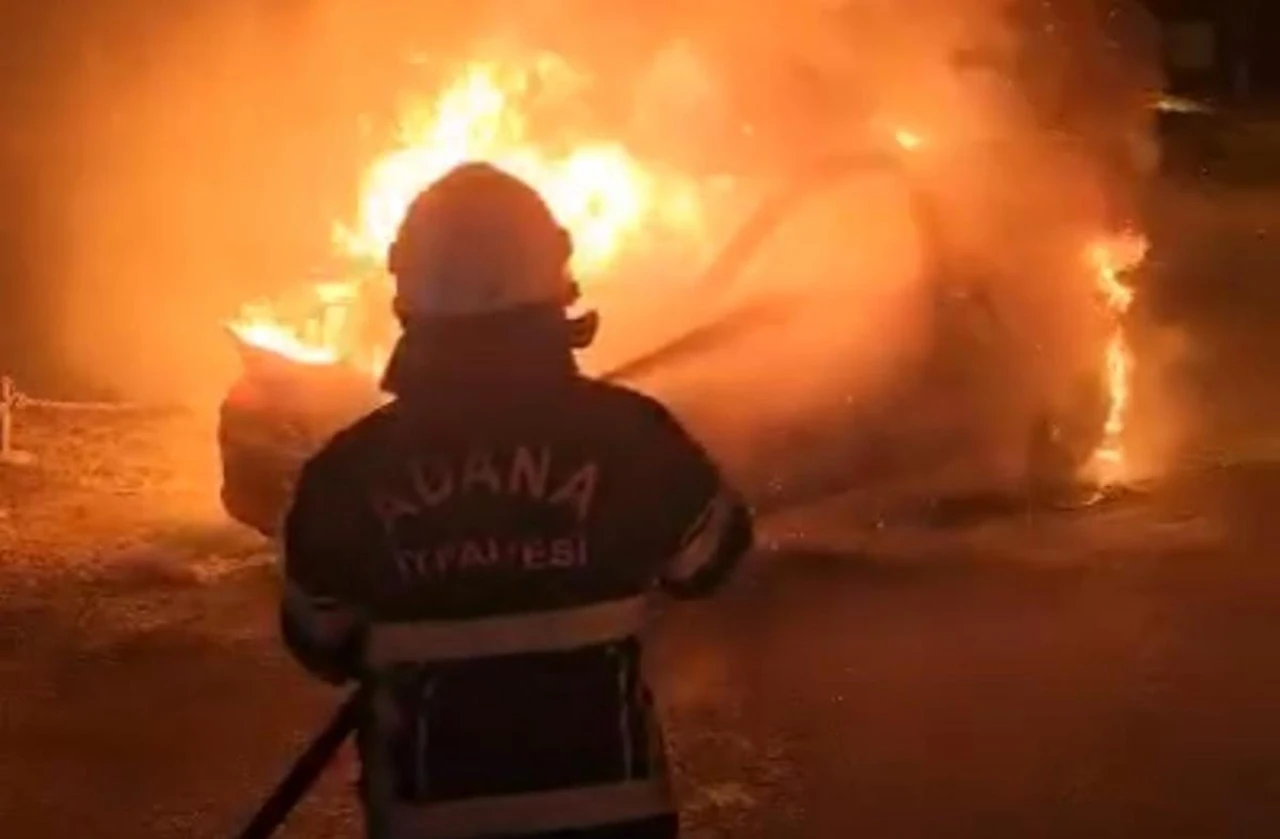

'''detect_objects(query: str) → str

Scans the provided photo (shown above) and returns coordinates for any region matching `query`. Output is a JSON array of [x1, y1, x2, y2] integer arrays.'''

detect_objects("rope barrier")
[[1, 376, 148, 412], [10, 392, 146, 412], [0, 375, 156, 464]]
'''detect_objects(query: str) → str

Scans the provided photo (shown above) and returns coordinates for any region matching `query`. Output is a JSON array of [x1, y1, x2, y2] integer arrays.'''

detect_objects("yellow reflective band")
[[364, 596, 649, 666], [385, 779, 673, 839]]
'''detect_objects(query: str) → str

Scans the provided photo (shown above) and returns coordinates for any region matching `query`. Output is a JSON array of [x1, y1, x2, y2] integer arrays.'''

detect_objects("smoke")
[[35, 0, 1161, 491], [575, 0, 1165, 495]]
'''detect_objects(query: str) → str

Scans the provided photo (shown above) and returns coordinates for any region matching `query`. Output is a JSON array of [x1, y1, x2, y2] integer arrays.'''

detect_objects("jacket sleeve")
[[644, 407, 755, 600], [280, 452, 372, 685]]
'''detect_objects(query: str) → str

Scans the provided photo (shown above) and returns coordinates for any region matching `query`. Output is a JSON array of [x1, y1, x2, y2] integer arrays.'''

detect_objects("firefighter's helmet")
[[387, 162, 577, 318]]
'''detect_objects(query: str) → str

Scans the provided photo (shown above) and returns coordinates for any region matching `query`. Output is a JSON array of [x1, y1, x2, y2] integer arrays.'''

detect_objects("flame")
[[894, 128, 924, 151], [1085, 231, 1149, 484], [229, 279, 376, 369], [229, 56, 705, 370], [227, 73, 1152, 495]]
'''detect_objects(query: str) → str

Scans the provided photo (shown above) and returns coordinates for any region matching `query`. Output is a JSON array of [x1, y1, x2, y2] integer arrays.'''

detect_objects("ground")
[[3, 173, 1280, 838]]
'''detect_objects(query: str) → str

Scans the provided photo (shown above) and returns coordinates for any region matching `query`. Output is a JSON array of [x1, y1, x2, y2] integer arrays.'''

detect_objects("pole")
[[1, 376, 13, 460], [235, 691, 362, 839]]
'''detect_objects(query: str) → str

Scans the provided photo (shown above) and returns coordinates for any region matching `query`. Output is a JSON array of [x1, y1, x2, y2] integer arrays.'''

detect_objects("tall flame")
[[1085, 231, 1148, 484], [229, 56, 705, 370], [332, 60, 701, 275]]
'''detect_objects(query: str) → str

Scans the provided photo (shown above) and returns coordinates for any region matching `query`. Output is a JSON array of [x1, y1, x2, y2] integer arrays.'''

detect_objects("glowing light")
[[1084, 231, 1149, 484], [894, 128, 924, 151], [229, 56, 705, 370]]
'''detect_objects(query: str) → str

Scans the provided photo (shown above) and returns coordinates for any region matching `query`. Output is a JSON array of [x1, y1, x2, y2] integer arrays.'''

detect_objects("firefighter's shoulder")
[[296, 403, 401, 487], [576, 379, 699, 450]]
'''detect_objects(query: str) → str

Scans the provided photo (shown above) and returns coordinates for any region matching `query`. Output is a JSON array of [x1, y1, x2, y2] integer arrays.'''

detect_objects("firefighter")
[[280, 162, 754, 839]]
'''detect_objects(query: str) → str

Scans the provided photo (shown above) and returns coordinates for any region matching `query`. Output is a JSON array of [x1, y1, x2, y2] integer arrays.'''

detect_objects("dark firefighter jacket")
[[280, 349, 753, 839]]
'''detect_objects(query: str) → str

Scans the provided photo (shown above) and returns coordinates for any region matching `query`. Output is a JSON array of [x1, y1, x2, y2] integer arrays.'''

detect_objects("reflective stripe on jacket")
[[281, 375, 753, 837]]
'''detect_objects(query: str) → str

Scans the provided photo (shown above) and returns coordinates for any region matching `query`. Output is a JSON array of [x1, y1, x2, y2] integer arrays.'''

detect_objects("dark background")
[[1144, 0, 1280, 96]]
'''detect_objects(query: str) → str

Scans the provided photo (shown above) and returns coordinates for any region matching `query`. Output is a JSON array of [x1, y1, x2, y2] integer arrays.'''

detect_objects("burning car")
[[218, 45, 1151, 537]]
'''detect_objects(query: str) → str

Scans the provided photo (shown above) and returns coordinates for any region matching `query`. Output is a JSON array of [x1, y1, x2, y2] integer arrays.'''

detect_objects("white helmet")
[[387, 162, 577, 318]]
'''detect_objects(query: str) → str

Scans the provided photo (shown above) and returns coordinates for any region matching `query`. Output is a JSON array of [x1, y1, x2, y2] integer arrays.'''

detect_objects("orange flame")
[[1085, 231, 1148, 484], [229, 56, 705, 370]]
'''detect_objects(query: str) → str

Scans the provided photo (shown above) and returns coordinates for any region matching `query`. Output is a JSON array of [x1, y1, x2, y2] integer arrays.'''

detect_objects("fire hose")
[[232, 145, 952, 837], [235, 689, 364, 839], [602, 147, 945, 382]]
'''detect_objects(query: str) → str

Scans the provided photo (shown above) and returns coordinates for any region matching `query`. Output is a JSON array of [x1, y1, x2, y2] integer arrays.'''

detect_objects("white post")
[[0, 376, 12, 460], [0, 377, 35, 466]]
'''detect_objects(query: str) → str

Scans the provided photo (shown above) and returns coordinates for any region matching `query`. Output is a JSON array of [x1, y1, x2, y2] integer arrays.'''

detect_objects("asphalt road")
[[1, 457, 1279, 839]]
